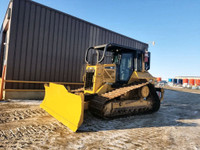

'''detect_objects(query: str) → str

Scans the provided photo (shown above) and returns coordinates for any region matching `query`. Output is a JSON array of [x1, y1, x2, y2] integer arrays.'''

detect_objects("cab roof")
[[93, 43, 147, 52]]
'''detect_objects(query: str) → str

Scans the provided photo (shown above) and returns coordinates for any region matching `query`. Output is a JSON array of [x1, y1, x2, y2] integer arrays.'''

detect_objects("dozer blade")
[[40, 83, 84, 132]]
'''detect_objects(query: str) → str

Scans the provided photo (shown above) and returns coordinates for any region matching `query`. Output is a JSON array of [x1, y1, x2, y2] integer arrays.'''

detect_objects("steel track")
[[89, 82, 160, 118]]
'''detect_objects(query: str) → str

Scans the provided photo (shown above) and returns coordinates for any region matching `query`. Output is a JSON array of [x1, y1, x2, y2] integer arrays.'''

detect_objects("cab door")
[[119, 53, 134, 82]]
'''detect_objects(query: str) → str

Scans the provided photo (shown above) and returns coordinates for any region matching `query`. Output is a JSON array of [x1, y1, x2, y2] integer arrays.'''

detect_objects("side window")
[[137, 52, 142, 71], [145, 52, 150, 70]]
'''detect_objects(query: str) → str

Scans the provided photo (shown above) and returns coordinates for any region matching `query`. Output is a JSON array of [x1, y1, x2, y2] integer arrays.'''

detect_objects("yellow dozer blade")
[[40, 83, 84, 132]]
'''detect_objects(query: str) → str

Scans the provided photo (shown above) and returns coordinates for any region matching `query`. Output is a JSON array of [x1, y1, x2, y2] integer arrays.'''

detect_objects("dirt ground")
[[0, 89, 200, 150]]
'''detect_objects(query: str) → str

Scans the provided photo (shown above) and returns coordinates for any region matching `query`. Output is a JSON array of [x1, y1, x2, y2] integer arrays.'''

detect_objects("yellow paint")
[[128, 71, 156, 84], [84, 64, 116, 94], [41, 64, 159, 133], [40, 83, 84, 132], [96, 83, 113, 94]]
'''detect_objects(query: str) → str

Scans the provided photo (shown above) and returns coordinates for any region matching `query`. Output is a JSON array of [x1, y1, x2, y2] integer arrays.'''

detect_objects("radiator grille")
[[85, 72, 94, 90]]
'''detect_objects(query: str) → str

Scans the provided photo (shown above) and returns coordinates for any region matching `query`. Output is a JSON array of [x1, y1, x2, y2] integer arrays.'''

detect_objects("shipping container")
[[0, 0, 148, 99]]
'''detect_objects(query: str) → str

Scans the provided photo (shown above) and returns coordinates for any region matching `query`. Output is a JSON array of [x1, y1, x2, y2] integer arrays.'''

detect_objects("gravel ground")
[[0, 89, 200, 149]]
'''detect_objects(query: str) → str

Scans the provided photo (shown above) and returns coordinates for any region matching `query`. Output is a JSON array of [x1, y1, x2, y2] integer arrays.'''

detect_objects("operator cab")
[[85, 43, 150, 84]]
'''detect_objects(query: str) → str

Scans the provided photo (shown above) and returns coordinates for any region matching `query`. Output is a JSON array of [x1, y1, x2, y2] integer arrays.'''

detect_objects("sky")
[[0, 0, 200, 80]]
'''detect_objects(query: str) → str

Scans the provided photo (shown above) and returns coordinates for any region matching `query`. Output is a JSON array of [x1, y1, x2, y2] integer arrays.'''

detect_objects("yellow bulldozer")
[[40, 43, 164, 132]]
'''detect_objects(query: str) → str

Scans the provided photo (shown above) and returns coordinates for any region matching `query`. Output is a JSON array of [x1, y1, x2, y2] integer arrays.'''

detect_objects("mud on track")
[[0, 90, 200, 149]]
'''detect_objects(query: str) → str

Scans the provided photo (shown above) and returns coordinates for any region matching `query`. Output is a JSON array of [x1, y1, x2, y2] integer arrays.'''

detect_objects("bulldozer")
[[40, 43, 164, 132]]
